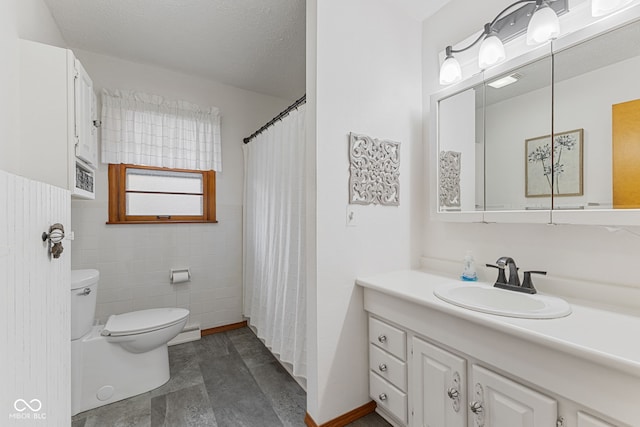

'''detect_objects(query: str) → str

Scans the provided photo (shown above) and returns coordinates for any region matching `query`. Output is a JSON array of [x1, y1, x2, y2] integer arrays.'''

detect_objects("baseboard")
[[304, 401, 376, 427], [201, 320, 248, 336], [168, 323, 201, 346]]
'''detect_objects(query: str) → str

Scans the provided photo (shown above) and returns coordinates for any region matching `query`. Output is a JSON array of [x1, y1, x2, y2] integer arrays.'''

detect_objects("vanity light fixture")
[[592, 0, 634, 17], [439, 0, 564, 86], [526, 0, 560, 45]]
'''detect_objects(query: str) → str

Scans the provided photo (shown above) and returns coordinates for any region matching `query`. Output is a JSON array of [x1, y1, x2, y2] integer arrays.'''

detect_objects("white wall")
[[307, 1, 422, 423], [70, 50, 291, 329], [423, 0, 640, 293], [0, 1, 19, 174]]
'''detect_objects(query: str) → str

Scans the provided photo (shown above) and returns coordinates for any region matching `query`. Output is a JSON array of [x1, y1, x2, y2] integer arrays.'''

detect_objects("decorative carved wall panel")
[[439, 150, 461, 208], [349, 133, 400, 206]]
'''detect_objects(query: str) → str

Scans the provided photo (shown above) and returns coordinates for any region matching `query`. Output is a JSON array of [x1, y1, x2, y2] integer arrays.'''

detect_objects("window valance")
[[101, 89, 222, 171]]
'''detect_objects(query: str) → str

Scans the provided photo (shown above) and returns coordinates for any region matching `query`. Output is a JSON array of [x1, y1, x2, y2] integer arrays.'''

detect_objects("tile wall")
[[71, 196, 243, 330]]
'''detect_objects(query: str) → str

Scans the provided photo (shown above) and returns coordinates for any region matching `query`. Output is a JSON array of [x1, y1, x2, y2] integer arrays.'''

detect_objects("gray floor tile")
[[148, 343, 204, 398], [345, 411, 393, 427], [197, 334, 283, 426], [227, 328, 279, 369], [248, 361, 306, 427], [70, 327, 391, 427], [151, 383, 217, 427], [79, 393, 151, 427]]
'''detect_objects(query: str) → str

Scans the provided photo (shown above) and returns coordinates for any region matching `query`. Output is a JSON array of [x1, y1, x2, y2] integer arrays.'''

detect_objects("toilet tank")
[[71, 269, 99, 340]]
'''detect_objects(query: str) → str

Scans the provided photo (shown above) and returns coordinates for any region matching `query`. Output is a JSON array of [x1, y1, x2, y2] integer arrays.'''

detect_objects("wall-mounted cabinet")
[[431, 9, 640, 226], [19, 39, 97, 199]]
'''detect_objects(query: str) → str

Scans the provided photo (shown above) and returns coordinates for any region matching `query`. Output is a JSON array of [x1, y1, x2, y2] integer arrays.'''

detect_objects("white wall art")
[[348, 133, 400, 206], [439, 150, 462, 208]]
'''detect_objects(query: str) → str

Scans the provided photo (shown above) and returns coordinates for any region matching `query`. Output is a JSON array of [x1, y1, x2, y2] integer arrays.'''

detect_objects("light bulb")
[[439, 55, 462, 85], [592, 0, 634, 17], [526, 3, 560, 45], [478, 34, 506, 69]]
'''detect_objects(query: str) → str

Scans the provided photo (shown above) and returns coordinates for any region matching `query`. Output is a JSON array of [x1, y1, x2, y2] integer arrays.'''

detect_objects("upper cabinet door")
[[470, 365, 556, 427], [411, 337, 466, 427], [74, 59, 98, 168]]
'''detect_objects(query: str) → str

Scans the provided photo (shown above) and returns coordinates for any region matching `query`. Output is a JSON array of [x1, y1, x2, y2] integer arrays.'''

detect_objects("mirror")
[[434, 16, 640, 223], [553, 19, 640, 211], [484, 56, 553, 211], [437, 84, 484, 213]]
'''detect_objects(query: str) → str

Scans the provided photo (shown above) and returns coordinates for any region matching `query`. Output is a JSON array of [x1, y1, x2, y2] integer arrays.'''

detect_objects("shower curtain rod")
[[243, 94, 306, 144]]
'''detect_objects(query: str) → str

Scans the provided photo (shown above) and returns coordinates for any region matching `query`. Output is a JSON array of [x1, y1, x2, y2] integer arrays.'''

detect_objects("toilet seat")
[[102, 308, 189, 337]]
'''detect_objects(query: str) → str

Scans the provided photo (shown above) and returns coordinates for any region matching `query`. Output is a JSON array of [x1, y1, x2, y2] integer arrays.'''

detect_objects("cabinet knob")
[[377, 334, 387, 343], [378, 363, 387, 372], [378, 393, 387, 401], [447, 387, 459, 399], [469, 401, 483, 414]]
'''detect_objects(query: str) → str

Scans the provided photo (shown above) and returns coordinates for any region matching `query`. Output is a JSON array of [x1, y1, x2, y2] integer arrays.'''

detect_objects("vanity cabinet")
[[411, 336, 466, 427], [361, 271, 633, 427], [370, 313, 619, 427], [368, 317, 408, 425], [19, 39, 98, 199], [470, 364, 556, 427]]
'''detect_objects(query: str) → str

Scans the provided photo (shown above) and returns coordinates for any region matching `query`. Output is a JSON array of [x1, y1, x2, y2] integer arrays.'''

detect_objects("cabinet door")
[[74, 59, 98, 167], [470, 365, 556, 427], [411, 337, 466, 427]]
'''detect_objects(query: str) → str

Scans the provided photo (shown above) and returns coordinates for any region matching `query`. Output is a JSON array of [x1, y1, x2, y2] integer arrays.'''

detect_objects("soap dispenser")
[[461, 251, 478, 281]]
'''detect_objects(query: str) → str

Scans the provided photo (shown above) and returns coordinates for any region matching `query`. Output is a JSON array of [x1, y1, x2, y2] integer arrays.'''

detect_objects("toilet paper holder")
[[170, 268, 191, 284]]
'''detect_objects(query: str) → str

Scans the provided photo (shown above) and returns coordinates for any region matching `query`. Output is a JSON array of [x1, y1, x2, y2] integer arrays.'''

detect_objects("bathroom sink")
[[434, 283, 571, 319]]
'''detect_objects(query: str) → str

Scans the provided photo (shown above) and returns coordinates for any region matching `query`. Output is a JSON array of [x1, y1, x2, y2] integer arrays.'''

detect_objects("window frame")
[[107, 163, 217, 224]]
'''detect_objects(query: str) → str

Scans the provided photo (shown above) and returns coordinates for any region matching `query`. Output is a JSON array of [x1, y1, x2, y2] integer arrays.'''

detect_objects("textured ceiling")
[[43, 0, 452, 101], [43, 0, 306, 100]]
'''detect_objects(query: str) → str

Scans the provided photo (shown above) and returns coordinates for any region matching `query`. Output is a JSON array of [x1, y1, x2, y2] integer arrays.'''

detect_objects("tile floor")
[[72, 327, 392, 427]]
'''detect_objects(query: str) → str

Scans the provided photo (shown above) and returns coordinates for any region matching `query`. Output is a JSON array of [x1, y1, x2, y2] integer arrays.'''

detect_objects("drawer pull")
[[447, 388, 459, 399], [378, 334, 387, 343], [378, 363, 387, 372], [469, 401, 483, 414], [378, 393, 388, 401]]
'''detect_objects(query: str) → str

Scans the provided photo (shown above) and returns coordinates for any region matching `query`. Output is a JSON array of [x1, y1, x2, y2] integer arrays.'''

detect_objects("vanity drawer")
[[370, 371, 407, 425], [369, 317, 406, 361], [369, 344, 407, 391]]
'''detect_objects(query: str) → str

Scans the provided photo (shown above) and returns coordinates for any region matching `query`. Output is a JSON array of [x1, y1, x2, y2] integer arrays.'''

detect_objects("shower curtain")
[[242, 104, 306, 378]]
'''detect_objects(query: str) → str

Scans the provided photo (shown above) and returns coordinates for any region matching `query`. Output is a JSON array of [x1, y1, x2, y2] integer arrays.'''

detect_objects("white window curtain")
[[101, 89, 222, 171], [243, 104, 306, 379]]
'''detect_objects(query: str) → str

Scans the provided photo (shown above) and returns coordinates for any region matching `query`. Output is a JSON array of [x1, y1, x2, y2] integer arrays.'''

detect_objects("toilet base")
[[72, 326, 170, 416]]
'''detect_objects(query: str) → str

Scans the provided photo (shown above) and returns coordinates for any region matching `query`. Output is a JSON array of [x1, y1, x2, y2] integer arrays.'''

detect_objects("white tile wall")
[[0, 170, 71, 426], [71, 198, 244, 330]]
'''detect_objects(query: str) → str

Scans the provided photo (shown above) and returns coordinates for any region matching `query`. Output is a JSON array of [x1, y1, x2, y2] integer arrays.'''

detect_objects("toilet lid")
[[102, 308, 189, 337]]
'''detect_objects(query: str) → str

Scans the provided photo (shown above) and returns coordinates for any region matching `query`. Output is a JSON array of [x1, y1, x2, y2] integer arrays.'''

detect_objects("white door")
[[74, 59, 97, 167], [470, 365, 557, 427], [0, 170, 71, 426], [411, 337, 467, 427]]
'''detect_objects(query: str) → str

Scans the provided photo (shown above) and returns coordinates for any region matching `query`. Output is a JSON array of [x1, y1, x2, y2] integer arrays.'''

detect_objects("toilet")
[[71, 269, 189, 415]]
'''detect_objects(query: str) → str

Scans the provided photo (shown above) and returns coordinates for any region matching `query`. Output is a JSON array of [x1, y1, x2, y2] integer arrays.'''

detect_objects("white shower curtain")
[[243, 105, 306, 378]]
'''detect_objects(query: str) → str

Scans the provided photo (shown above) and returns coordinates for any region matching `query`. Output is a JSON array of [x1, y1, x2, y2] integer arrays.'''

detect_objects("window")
[[108, 164, 216, 224]]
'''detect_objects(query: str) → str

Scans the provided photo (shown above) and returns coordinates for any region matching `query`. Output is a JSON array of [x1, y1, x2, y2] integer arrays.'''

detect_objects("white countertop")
[[356, 269, 640, 378]]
